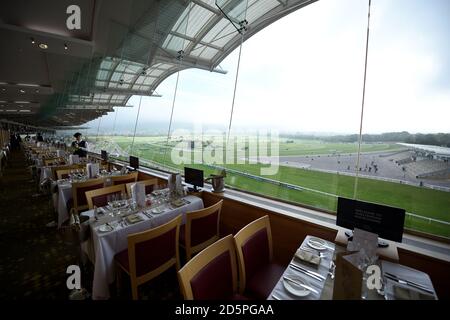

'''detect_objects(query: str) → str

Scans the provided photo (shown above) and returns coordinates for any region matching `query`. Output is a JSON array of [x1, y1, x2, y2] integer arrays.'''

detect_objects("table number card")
[[332, 251, 363, 300]]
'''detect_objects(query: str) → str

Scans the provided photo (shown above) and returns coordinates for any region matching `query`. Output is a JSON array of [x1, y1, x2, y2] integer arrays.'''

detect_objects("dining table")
[[80, 193, 204, 300], [55, 172, 126, 227], [268, 235, 438, 300]]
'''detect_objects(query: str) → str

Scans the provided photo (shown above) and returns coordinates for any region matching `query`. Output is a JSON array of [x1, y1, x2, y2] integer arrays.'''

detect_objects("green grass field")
[[95, 135, 450, 238]]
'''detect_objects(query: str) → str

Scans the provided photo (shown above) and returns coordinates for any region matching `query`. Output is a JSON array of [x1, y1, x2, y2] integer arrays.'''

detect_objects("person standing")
[[71, 132, 88, 158]]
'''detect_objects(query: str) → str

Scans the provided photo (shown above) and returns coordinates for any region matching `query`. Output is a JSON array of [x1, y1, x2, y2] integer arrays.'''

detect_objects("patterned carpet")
[[0, 150, 181, 300]]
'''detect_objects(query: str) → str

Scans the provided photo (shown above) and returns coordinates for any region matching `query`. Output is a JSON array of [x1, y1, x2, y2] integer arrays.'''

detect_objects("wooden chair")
[[114, 215, 182, 300], [111, 172, 138, 186], [178, 234, 246, 300], [125, 178, 158, 197], [85, 184, 126, 209], [44, 158, 62, 166], [51, 165, 75, 180], [70, 178, 105, 215], [233, 215, 284, 300], [56, 167, 86, 180], [180, 200, 223, 261]]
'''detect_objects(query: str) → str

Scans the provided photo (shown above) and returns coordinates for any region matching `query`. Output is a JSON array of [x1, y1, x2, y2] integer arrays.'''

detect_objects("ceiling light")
[[1, 88, 5, 92], [19, 89, 26, 93], [15, 101, 30, 104], [35, 89, 40, 93], [39, 43, 48, 49], [64, 44, 68, 50], [30, 37, 35, 44], [6, 110, 17, 112], [19, 110, 31, 112]]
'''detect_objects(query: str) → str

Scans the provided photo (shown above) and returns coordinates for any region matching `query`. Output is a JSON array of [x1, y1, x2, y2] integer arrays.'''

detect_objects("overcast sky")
[[89, 0, 450, 135]]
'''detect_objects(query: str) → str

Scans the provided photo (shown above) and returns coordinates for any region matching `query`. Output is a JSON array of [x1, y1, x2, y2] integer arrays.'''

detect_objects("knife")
[[289, 264, 323, 282], [384, 273, 434, 294], [283, 276, 319, 295], [291, 261, 326, 280]]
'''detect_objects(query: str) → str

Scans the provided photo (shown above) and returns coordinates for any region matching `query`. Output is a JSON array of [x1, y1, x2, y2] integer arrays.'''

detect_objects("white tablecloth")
[[57, 182, 73, 227], [81, 195, 204, 299], [39, 166, 53, 184], [268, 236, 335, 300]]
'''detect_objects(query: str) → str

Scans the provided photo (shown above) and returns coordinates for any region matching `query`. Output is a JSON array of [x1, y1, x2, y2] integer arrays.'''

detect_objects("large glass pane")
[[356, 0, 450, 239]]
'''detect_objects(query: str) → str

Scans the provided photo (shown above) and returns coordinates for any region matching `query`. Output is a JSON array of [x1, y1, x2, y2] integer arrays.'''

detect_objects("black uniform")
[[71, 140, 88, 157]]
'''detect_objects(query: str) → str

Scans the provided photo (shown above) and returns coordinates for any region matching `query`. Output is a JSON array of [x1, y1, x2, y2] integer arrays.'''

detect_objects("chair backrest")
[[184, 200, 223, 261], [44, 158, 60, 166], [55, 166, 86, 180], [178, 234, 238, 300], [85, 184, 126, 209], [126, 178, 158, 197], [233, 215, 273, 294], [111, 172, 138, 186], [52, 165, 74, 180], [127, 215, 182, 297], [71, 178, 105, 214]]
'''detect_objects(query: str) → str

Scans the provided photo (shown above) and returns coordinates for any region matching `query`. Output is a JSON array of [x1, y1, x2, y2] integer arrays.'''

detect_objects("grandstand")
[[398, 143, 450, 179], [405, 159, 450, 179], [387, 150, 415, 165]]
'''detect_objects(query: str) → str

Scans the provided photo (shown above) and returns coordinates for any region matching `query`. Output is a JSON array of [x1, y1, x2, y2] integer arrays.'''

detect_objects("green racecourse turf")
[[98, 135, 450, 238]]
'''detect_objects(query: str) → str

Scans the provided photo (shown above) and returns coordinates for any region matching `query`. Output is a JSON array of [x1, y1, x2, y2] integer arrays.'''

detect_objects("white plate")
[[283, 276, 311, 297], [98, 224, 114, 232], [307, 237, 327, 251]]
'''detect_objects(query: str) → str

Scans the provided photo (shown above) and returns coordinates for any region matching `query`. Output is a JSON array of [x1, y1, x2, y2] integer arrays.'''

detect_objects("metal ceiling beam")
[[89, 87, 162, 97], [57, 105, 133, 110], [154, 51, 227, 74], [169, 31, 224, 51]]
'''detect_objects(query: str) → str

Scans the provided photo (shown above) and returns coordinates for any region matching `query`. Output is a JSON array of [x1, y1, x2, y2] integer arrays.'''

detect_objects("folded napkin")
[[295, 248, 321, 266], [393, 284, 435, 300], [126, 214, 143, 224], [171, 199, 186, 208]]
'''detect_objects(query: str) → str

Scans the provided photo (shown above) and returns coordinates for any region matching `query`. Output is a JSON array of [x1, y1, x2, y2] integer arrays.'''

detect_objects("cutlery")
[[384, 273, 434, 294], [289, 264, 323, 282], [384, 272, 432, 290], [283, 276, 319, 295], [290, 262, 326, 280], [271, 294, 282, 300], [143, 211, 153, 219]]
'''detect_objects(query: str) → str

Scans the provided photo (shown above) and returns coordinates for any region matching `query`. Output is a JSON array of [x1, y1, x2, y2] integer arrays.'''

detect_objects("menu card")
[[87, 163, 99, 178], [69, 154, 79, 164], [131, 182, 146, 208]]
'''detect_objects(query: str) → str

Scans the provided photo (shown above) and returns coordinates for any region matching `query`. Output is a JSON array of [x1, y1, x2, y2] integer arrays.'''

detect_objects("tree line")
[[281, 132, 450, 147]]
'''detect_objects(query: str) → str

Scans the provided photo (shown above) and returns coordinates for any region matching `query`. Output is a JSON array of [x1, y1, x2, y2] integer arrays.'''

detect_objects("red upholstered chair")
[[70, 178, 105, 215], [114, 215, 182, 300], [233, 215, 284, 300], [85, 184, 126, 209], [179, 200, 223, 261], [177, 234, 247, 300]]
